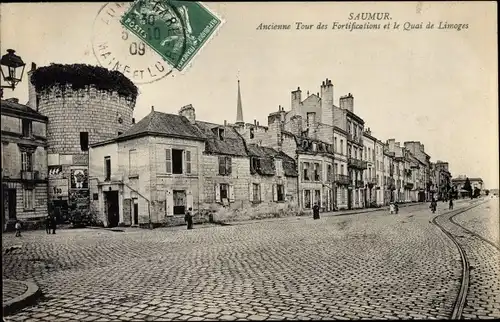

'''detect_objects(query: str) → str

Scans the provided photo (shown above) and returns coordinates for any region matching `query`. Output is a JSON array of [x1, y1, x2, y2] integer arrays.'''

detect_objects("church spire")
[[236, 79, 244, 125]]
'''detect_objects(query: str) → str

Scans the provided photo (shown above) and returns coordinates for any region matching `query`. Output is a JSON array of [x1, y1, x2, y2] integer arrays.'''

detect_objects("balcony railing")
[[334, 174, 351, 185], [348, 157, 368, 170], [367, 177, 378, 187], [21, 170, 40, 181], [355, 180, 364, 188], [347, 133, 363, 145], [385, 178, 396, 190], [405, 169, 412, 177]]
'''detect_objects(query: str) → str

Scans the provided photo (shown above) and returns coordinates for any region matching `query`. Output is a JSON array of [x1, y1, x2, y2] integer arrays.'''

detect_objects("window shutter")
[[319, 163, 323, 181], [259, 184, 262, 202], [284, 184, 288, 202], [166, 190, 174, 216], [218, 157, 225, 175], [272, 184, 277, 202], [166, 149, 172, 174], [226, 157, 232, 175], [186, 190, 193, 211], [185, 150, 192, 174], [249, 183, 254, 202], [229, 184, 235, 202], [215, 183, 220, 202], [21, 152, 26, 171]]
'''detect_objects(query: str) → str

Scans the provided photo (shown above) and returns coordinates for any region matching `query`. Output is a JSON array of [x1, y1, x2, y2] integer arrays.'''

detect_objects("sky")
[[1, 1, 498, 188]]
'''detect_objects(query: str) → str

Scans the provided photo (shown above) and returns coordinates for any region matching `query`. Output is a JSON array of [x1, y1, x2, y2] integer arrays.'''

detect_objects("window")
[[304, 190, 311, 209], [253, 183, 261, 203], [373, 150, 375, 161], [172, 149, 183, 174], [219, 156, 232, 175], [104, 156, 111, 181], [21, 151, 33, 171], [220, 183, 229, 201], [302, 162, 310, 181], [173, 190, 186, 215], [340, 139, 344, 154], [354, 149, 357, 160], [23, 188, 35, 210], [315, 190, 321, 205], [277, 184, 285, 202], [307, 112, 315, 127], [334, 137, 338, 153], [118, 131, 123, 136], [327, 164, 332, 181], [22, 119, 32, 137], [129, 149, 137, 176], [185, 150, 192, 174], [364, 147, 367, 160], [80, 132, 89, 151], [314, 163, 321, 181], [250, 128, 255, 139], [341, 164, 344, 175], [334, 163, 338, 177], [347, 121, 352, 133], [218, 128, 225, 140], [275, 159, 283, 177]]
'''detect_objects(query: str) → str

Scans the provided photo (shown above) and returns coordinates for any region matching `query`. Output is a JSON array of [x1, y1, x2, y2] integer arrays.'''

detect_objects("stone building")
[[362, 128, 377, 206], [28, 63, 137, 220], [333, 126, 349, 210], [1, 98, 48, 229], [404, 141, 432, 201], [89, 103, 299, 227], [374, 139, 386, 206], [383, 145, 396, 204], [334, 93, 367, 209], [432, 161, 452, 200]]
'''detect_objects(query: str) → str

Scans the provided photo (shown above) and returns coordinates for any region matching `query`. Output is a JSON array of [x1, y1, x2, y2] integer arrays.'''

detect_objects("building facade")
[[1, 98, 49, 229], [363, 128, 377, 207]]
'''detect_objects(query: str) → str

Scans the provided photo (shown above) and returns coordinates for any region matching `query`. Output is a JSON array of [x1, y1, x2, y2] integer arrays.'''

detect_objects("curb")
[[2, 280, 42, 316]]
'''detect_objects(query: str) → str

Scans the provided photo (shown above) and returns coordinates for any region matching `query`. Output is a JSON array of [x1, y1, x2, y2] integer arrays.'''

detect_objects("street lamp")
[[1, 49, 26, 90]]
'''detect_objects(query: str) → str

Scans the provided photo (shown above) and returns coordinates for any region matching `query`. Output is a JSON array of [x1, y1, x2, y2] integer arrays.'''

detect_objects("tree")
[[485, 189, 490, 196], [473, 187, 481, 198], [463, 177, 472, 197]]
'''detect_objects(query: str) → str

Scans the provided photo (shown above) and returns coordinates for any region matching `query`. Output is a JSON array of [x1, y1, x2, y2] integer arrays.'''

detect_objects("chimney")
[[291, 86, 302, 116], [257, 121, 259, 126], [320, 78, 334, 128], [339, 93, 354, 112], [178, 104, 196, 124], [254, 119, 257, 126], [151, 106, 155, 112], [27, 62, 37, 111], [132, 118, 136, 124]]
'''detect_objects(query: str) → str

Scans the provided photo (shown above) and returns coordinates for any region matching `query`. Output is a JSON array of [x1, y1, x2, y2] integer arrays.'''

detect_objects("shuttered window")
[[185, 150, 192, 174], [166, 149, 172, 174]]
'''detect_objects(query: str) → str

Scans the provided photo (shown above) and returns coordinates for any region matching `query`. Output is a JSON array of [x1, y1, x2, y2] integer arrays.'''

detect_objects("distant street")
[[3, 198, 499, 321]]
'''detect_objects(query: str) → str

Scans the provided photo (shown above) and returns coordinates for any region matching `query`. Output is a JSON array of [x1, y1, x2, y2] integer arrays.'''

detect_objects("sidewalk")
[[2, 279, 41, 316], [225, 201, 427, 227]]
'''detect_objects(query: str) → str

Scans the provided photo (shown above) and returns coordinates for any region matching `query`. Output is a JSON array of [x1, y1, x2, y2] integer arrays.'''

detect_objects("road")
[[2, 198, 498, 321]]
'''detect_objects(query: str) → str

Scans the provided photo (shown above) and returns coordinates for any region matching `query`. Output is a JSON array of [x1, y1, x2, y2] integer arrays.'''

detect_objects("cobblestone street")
[[2, 200, 497, 321]]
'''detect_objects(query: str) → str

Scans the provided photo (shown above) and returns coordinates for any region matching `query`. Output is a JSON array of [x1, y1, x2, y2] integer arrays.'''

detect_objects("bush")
[[31, 64, 138, 100]]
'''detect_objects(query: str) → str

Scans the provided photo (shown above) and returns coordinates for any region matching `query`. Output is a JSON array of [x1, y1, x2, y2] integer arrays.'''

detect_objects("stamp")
[[92, 2, 174, 84], [120, 0, 224, 72]]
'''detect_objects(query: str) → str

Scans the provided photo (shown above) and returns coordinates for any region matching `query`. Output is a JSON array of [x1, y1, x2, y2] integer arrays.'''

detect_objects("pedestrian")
[[51, 207, 59, 234], [394, 202, 399, 214], [389, 202, 395, 214], [184, 207, 193, 230], [449, 198, 454, 210], [45, 215, 51, 234], [313, 203, 320, 220], [15, 220, 22, 237]]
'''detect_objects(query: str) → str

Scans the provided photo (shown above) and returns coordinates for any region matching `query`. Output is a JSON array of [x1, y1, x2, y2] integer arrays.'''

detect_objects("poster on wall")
[[69, 190, 90, 210], [70, 168, 88, 189], [48, 165, 63, 178], [49, 178, 69, 200]]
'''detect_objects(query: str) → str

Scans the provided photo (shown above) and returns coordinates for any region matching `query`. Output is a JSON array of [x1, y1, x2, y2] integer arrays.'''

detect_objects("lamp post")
[[0, 49, 26, 98]]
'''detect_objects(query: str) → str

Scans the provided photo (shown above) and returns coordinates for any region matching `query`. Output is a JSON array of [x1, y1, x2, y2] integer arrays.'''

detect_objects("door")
[[173, 190, 186, 215], [105, 191, 119, 227], [347, 189, 352, 210], [8, 189, 16, 221], [133, 200, 139, 225]]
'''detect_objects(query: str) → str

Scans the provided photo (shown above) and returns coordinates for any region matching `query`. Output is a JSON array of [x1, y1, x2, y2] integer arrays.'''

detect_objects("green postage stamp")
[[120, 0, 223, 72]]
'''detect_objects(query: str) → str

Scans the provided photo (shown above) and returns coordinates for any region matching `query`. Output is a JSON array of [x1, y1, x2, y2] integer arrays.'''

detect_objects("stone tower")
[[31, 63, 137, 215]]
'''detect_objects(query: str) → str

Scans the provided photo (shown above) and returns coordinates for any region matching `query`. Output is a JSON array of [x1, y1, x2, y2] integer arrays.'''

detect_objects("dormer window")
[[218, 128, 225, 140], [250, 157, 260, 174]]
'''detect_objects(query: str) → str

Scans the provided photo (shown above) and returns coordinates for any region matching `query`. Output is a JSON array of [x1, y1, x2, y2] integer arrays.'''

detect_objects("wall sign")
[[49, 178, 69, 199]]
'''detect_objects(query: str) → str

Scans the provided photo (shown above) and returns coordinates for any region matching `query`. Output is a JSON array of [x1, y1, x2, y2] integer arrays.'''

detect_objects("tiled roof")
[[118, 111, 205, 141], [247, 144, 298, 177], [195, 121, 247, 157], [1, 99, 48, 121]]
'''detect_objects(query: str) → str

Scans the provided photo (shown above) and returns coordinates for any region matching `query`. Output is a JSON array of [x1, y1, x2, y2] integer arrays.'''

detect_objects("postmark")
[[92, 2, 176, 84], [121, 0, 224, 72]]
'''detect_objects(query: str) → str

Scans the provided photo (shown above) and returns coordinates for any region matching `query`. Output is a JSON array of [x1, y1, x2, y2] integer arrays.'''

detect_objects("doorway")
[[173, 190, 186, 215], [105, 191, 119, 227], [347, 189, 352, 210], [3, 189, 17, 228], [133, 199, 139, 225]]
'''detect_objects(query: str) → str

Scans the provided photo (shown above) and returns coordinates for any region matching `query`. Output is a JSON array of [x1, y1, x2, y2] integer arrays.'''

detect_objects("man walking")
[[51, 206, 59, 234], [449, 198, 454, 210], [185, 207, 194, 230], [15, 220, 22, 237], [313, 203, 320, 220]]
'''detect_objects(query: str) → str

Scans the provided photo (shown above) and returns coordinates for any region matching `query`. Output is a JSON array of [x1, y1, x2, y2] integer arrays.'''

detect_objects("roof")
[[247, 144, 298, 177], [1, 99, 48, 122], [195, 121, 247, 157], [452, 177, 483, 182], [117, 110, 205, 142]]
